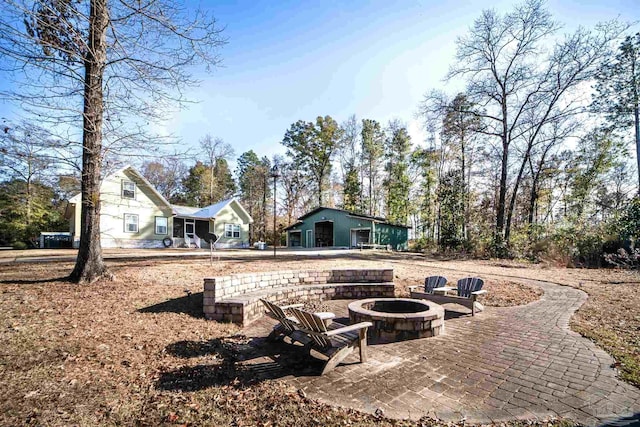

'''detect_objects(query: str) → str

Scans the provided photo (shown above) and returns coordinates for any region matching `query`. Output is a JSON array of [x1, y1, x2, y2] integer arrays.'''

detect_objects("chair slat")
[[425, 276, 448, 293], [457, 277, 484, 298]]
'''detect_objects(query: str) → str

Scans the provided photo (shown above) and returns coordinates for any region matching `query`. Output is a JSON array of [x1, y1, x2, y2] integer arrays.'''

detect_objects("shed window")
[[124, 214, 139, 233], [155, 217, 168, 235], [122, 180, 136, 199], [225, 224, 240, 238]]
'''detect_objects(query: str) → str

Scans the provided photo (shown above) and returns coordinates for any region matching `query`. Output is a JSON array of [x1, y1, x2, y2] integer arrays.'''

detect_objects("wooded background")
[[1, 0, 638, 270]]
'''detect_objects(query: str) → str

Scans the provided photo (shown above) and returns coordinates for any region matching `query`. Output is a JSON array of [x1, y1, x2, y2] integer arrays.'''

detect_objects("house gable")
[[67, 165, 174, 248], [98, 168, 174, 246]]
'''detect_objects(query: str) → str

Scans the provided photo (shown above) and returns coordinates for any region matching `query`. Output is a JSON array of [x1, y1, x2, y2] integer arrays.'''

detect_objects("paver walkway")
[[242, 278, 640, 426]]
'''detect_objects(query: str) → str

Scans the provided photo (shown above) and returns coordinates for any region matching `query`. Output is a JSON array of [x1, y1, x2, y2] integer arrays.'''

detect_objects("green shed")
[[284, 207, 409, 250]]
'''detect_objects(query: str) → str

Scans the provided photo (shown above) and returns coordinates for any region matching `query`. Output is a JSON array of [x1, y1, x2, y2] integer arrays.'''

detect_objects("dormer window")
[[122, 180, 136, 199]]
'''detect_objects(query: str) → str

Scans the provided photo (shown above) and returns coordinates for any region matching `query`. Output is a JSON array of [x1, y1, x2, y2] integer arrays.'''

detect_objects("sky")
[[2, 0, 639, 166], [159, 0, 640, 163]]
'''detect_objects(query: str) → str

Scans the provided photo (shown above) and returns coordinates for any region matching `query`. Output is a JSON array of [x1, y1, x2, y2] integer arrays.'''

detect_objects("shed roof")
[[284, 206, 409, 230]]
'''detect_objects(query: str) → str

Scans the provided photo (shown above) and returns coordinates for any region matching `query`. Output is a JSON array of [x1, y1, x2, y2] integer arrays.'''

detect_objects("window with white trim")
[[124, 214, 139, 233], [155, 217, 168, 235], [122, 180, 136, 199], [225, 223, 240, 238]]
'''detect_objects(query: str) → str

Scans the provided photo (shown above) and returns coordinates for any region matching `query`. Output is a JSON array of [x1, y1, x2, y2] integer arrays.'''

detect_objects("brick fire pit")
[[348, 298, 445, 343]]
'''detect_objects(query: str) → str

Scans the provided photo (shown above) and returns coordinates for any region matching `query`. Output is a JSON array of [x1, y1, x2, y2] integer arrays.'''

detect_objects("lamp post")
[[270, 164, 280, 257]]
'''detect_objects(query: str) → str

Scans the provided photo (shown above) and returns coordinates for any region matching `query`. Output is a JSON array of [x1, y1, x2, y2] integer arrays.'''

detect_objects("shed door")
[[351, 229, 370, 247], [306, 230, 313, 248]]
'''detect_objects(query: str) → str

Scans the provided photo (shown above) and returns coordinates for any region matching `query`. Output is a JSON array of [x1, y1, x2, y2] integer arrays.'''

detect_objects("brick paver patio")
[[242, 278, 640, 426]]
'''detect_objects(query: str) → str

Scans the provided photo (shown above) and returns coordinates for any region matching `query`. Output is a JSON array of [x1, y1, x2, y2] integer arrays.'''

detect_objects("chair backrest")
[[260, 298, 286, 320], [424, 276, 448, 293], [457, 277, 484, 298], [289, 307, 330, 348], [260, 299, 298, 333]]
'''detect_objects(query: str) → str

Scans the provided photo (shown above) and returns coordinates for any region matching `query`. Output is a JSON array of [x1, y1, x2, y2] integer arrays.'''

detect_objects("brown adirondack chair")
[[289, 307, 373, 375], [259, 299, 334, 344]]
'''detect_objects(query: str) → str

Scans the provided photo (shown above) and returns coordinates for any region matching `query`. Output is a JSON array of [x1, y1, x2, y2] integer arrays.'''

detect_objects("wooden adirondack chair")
[[407, 275, 448, 295], [289, 307, 373, 375], [410, 277, 487, 316], [259, 299, 334, 344]]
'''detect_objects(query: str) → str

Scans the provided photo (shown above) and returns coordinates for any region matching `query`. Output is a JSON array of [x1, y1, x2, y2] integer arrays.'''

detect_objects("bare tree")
[[0, 123, 53, 227], [140, 157, 188, 203], [278, 157, 308, 226], [448, 0, 623, 249], [199, 134, 234, 205], [0, 0, 225, 282]]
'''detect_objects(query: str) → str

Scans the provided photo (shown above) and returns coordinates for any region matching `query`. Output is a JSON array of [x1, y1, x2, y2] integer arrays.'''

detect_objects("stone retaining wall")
[[203, 269, 395, 326]]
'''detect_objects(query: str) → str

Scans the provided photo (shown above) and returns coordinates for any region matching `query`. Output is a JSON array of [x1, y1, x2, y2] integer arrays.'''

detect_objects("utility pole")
[[270, 165, 280, 257]]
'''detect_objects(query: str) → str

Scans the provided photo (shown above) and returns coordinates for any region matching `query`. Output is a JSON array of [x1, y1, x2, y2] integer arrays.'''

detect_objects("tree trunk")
[[635, 100, 639, 195], [496, 139, 509, 242], [26, 172, 32, 228], [527, 185, 537, 225], [460, 124, 467, 240], [262, 175, 267, 241], [495, 96, 509, 246], [504, 146, 532, 242], [210, 164, 215, 206], [369, 160, 373, 215], [70, 0, 110, 284], [318, 171, 324, 207], [633, 52, 639, 195]]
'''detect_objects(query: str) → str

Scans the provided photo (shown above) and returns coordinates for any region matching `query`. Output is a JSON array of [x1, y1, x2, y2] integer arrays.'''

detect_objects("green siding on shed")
[[376, 223, 408, 251], [286, 207, 408, 250]]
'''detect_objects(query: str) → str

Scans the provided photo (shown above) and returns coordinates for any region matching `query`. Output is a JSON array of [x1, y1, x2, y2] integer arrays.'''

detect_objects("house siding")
[[70, 202, 81, 248], [70, 168, 173, 248], [212, 201, 251, 248], [68, 168, 254, 250]]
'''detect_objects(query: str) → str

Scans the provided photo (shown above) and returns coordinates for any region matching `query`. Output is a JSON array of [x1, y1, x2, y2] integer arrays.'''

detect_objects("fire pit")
[[348, 298, 444, 343]]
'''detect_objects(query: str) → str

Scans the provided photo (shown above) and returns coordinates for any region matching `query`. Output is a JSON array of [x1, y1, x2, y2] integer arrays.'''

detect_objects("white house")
[[65, 165, 253, 249]]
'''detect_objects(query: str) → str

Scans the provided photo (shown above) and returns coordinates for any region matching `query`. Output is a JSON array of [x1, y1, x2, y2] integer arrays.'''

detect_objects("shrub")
[[409, 236, 435, 253], [12, 241, 28, 250]]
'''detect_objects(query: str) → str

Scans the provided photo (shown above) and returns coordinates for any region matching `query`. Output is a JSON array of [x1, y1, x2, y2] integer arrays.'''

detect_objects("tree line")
[[0, 0, 638, 283], [144, 1, 640, 266]]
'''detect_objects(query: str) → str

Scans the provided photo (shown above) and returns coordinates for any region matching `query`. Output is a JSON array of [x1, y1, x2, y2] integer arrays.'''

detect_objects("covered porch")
[[171, 216, 216, 248]]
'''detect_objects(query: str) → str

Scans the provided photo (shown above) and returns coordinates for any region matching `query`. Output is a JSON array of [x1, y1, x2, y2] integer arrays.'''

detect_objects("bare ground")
[[0, 251, 636, 426]]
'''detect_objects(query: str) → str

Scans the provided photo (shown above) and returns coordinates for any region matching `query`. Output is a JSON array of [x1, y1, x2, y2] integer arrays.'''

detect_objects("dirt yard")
[[0, 251, 637, 426]]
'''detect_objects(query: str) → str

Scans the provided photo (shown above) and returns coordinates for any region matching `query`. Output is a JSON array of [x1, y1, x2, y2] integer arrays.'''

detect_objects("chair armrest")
[[281, 303, 305, 310], [471, 290, 488, 296], [315, 312, 336, 321], [325, 322, 373, 337]]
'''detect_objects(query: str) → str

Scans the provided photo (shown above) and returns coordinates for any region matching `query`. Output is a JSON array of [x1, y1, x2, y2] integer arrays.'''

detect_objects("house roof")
[[173, 198, 254, 223], [284, 206, 409, 230], [171, 205, 201, 216]]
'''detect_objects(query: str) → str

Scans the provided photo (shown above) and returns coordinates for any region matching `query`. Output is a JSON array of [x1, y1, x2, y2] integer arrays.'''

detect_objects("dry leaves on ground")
[[1, 252, 631, 425]]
